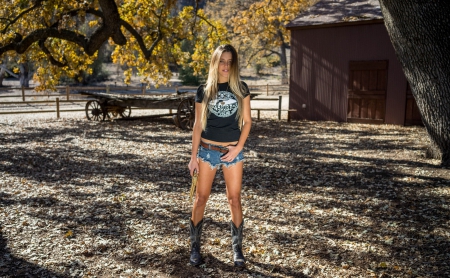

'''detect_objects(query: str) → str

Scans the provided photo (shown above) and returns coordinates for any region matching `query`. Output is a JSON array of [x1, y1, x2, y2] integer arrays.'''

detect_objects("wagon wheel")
[[106, 106, 131, 119], [119, 106, 131, 118], [177, 98, 195, 130], [172, 115, 181, 128], [85, 100, 106, 121], [106, 110, 119, 119]]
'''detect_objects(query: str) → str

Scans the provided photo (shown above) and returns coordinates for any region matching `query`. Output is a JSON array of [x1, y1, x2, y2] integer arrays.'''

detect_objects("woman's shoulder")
[[239, 81, 250, 96], [197, 84, 206, 93]]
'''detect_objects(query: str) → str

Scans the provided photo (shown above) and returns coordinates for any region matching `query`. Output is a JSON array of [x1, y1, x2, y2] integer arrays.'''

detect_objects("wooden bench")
[[250, 95, 297, 121]]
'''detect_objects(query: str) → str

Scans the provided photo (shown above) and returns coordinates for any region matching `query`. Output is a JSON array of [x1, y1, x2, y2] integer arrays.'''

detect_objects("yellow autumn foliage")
[[205, 0, 314, 82], [230, 0, 310, 53], [0, 0, 228, 91]]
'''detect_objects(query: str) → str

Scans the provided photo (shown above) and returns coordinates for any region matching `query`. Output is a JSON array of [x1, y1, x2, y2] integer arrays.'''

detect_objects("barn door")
[[347, 61, 388, 124], [404, 82, 423, 125]]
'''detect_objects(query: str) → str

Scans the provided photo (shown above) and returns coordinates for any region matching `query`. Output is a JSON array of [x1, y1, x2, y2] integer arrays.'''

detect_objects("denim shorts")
[[198, 145, 244, 169]]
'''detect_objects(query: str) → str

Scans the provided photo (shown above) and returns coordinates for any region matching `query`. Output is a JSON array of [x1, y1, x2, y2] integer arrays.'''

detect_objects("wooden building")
[[286, 0, 422, 125]]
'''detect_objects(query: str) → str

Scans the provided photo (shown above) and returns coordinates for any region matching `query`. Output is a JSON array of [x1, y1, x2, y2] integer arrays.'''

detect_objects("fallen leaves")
[[0, 116, 449, 277]]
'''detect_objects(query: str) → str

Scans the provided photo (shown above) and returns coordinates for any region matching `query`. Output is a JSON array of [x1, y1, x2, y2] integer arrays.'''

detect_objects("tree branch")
[[120, 20, 162, 60], [1, 0, 44, 34], [85, 0, 126, 54], [38, 39, 67, 67], [0, 28, 87, 55], [0, 0, 127, 59]]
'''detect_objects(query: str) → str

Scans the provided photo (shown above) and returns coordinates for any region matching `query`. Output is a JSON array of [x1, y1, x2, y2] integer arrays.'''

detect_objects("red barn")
[[286, 0, 422, 125]]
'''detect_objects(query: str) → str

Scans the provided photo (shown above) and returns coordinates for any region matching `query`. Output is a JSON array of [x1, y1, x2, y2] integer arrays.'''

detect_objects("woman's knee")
[[195, 194, 209, 208], [227, 195, 242, 208]]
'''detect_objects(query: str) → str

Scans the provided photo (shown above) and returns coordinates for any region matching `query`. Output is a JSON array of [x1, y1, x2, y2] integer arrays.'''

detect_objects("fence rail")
[[0, 84, 292, 120], [250, 95, 295, 121]]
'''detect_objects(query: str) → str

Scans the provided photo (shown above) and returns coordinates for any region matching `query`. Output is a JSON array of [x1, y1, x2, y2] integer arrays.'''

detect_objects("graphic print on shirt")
[[208, 90, 238, 118]]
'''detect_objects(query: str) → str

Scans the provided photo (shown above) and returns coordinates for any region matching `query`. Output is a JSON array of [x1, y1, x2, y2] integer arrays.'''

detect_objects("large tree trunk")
[[379, 1, 450, 167]]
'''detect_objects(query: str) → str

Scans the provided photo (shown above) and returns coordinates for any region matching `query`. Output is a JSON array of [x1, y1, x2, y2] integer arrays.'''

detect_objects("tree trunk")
[[379, 1, 450, 167], [278, 30, 288, 85], [0, 67, 5, 86], [19, 63, 30, 88]]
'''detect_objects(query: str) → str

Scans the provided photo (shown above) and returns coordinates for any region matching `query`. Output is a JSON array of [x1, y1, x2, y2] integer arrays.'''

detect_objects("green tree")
[[378, 1, 450, 166], [0, 0, 227, 91], [178, 40, 205, 85]]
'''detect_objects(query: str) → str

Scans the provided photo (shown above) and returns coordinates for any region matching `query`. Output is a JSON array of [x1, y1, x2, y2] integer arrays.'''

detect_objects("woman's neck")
[[218, 78, 229, 84]]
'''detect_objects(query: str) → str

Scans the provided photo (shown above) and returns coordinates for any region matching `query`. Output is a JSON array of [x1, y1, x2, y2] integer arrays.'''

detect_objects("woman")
[[188, 44, 252, 268]]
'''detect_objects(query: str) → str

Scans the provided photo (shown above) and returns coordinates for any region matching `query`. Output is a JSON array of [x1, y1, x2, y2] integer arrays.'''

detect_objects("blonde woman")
[[188, 44, 252, 268]]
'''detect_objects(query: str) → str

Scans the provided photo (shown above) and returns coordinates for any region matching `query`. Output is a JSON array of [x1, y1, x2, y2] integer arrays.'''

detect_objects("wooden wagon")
[[81, 91, 195, 130]]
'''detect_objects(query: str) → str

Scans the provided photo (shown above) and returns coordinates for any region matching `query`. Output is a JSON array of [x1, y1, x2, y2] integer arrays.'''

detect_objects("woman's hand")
[[220, 145, 242, 162], [188, 158, 199, 176]]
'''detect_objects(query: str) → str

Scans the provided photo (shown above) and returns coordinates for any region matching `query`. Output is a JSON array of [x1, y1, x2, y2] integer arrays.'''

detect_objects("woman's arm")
[[188, 102, 204, 176], [237, 95, 252, 149]]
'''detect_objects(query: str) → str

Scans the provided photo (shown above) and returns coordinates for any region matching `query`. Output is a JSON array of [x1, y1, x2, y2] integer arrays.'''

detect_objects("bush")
[[178, 40, 206, 86], [179, 65, 204, 85]]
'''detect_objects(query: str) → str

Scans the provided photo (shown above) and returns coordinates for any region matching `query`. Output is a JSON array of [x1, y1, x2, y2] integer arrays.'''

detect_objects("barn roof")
[[286, 0, 383, 29]]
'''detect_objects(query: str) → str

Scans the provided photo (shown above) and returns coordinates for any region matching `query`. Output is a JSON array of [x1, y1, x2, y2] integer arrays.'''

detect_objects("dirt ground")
[[1, 65, 449, 277], [0, 113, 449, 277]]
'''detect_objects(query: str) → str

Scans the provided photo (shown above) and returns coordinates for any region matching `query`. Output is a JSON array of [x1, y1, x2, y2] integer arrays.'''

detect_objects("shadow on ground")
[[0, 118, 448, 277]]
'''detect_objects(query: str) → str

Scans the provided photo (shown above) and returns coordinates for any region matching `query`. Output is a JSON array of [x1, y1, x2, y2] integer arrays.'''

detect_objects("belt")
[[200, 141, 229, 154]]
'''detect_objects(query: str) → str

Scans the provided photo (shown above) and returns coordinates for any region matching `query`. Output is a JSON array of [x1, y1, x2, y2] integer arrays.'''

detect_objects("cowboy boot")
[[189, 219, 204, 266], [231, 219, 245, 268]]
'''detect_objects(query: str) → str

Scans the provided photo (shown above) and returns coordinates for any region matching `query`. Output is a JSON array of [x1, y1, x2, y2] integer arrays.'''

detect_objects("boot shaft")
[[230, 220, 244, 251], [189, 219, 204, 266], [230, 220, 245, 267], [190, 219, 204, 249]]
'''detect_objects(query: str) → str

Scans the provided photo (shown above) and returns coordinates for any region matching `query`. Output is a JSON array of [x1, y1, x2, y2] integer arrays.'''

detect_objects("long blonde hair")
[[201, 44, 247, 131]]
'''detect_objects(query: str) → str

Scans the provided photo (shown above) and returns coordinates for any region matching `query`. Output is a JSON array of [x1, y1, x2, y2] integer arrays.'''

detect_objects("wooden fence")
[[0, 84, 292, 120]]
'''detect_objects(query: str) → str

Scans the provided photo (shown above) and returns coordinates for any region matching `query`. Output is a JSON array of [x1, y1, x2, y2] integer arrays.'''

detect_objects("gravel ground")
[[1, 107, 449, 277]]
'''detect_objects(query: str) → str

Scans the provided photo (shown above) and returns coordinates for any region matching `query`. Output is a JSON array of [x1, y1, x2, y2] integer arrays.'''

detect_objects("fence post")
[[22, 86, 25, 101], [266, 84, 269, 96], [141, 84, 145, 95], [66, 86, 70, 100], [56, 97, 60, 119], [106, 85, 110, 94], [278, 95, 282, 120]]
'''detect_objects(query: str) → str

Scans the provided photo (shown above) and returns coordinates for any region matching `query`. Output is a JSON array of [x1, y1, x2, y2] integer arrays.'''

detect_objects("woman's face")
[[218, 51, 232, 83]]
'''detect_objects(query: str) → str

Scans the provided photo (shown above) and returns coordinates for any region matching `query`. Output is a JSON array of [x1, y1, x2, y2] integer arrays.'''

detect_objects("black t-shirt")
[[195, 82, 250, 142]]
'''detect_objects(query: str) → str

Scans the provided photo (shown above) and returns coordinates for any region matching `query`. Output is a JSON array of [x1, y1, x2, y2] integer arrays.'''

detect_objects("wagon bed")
[[81, 91, 195, 130]]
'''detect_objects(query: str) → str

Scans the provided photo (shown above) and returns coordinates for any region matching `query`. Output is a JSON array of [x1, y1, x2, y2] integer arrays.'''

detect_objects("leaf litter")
[[0, 115, 449, 277]]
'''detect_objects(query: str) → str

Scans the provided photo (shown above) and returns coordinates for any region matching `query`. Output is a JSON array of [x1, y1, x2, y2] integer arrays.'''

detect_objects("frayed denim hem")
[[197, 145, 245, 169], [198, 157, 245, 170]]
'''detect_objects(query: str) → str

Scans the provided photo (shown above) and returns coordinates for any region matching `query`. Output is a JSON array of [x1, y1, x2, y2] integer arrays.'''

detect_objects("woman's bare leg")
[[191, 160, 217, 225], [222, 162, 244, 226]]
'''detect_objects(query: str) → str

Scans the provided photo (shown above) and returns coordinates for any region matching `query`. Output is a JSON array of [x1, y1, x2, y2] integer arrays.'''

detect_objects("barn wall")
[[288, 22, 407, 124]]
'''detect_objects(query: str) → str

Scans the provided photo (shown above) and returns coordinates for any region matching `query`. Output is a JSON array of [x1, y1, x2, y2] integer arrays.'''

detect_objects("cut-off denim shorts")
[[198, 145, 244, 169]]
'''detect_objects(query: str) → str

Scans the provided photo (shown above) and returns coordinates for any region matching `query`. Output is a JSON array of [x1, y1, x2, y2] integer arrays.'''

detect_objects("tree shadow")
[[0, 204, 65, 277], [0, 118, 448, 276]]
